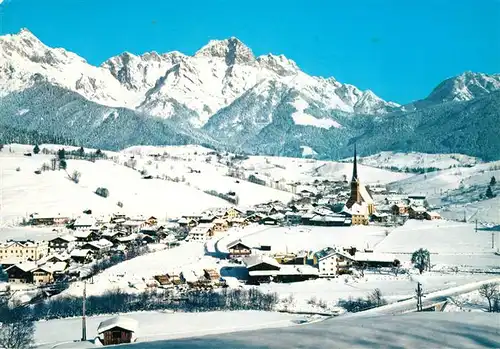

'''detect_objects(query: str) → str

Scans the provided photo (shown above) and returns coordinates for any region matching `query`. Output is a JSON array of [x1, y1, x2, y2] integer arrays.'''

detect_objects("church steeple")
[[352, 143, 358, 182]]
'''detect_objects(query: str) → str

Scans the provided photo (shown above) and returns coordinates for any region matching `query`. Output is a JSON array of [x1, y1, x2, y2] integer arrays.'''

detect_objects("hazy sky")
[[1, 0, 499, 103]]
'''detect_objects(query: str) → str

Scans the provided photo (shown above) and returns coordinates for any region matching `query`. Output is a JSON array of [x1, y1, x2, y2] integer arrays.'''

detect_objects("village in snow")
[[0, 143, 499, 348]]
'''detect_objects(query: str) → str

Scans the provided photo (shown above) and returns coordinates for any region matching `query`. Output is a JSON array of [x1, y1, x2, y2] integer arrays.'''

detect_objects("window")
[[112, 331, 122, 339]]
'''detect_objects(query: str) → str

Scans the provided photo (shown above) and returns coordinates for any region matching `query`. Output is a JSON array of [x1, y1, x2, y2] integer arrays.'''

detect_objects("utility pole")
[[475, 219, 478, 233], [81, 281, 87, 341], [416, 282, 424, 312]]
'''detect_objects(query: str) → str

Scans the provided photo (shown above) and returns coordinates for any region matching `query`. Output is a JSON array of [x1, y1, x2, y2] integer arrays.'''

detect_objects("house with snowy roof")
[[0, 239, 48, 262], [227, 239, 252, 258], [187, 223, 214, 241], [5, 261, 37, 283], [70, 249, 93, 264], [72, 216, 96, 230], [97, 316, 138, 345], [48, 235, 76, 254], [31, 261, 68, 284]]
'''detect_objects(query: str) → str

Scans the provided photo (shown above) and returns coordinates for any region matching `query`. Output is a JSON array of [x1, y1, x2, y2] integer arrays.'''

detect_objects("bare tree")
[[70, 170, 81, 184], [411, 248, 430, 274], [368, 288, 387, 307], [478, 283, 499, 312], [0, 321, 34, 349]]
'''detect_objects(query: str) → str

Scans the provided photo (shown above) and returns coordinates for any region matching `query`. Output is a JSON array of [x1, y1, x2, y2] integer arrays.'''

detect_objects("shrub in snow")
[[95, 187, 110, 198], [15, 167, 20, 172], [117, 201, 123, 208], [70, 170, 81, 183]]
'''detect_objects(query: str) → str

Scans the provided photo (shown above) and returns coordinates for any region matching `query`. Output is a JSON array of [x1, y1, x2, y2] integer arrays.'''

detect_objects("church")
[[344, 145, 375, 224]]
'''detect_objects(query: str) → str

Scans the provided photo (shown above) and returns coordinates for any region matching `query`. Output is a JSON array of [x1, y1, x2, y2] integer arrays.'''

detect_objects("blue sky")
[[1, 0, 499, 103]]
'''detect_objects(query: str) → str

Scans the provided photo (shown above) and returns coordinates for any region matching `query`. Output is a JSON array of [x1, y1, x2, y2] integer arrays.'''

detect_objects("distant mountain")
[[0, 29, 399, 129], [0, 82, 212, 150], [404, 72, 500, 111], [0, 28, 499, 160]]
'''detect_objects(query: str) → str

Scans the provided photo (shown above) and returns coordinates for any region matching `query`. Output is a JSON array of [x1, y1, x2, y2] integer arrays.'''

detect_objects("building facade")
[[0, 240, 48, 262]]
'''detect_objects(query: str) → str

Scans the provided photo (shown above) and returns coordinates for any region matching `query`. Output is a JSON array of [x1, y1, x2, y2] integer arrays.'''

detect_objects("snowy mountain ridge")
[[0, 28, 399, 128]]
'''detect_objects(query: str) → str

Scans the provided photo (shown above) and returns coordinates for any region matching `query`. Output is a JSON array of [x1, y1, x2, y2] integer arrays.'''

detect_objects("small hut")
[[97, 316, 138, 345]]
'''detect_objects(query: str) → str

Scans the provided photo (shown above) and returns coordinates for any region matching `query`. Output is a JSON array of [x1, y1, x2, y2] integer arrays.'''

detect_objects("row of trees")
[[6, 287, 279, 323]]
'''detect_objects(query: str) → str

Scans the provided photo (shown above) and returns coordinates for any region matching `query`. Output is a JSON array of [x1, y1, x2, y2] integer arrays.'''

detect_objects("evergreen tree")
[[33, 144, 40, 154], [486, 186, 495, 199], [411, 248, 430, 274], [57, 148, 66, 160], [77, 146, 85, 158], [96, 149, 102, 157], [491, 176, 497, 186], [59, 159, 67, 170]]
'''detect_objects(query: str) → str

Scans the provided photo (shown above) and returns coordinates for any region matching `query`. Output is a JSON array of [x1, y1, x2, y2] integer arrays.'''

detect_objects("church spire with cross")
[[352, 143, 358, 182]]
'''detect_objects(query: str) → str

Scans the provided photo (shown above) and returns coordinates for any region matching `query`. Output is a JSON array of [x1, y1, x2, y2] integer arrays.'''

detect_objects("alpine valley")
[[1, 28, 499, 160]]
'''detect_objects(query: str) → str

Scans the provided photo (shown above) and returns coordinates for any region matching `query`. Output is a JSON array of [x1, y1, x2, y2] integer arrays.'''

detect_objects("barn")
[[97, 316, 138, 345]]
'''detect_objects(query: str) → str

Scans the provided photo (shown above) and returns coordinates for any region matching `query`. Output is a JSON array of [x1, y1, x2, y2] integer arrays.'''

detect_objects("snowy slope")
[[35, 311, 302, 347], [120, 312, 499, 349], [355, 151, 481, 170]]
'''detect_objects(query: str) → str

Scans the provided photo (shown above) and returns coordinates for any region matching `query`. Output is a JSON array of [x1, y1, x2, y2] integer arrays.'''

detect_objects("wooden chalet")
[[5, 262, 36, 283], [227, 240, 252, 258], [97, 316, 138, 346], [409, 206, 427, 220]]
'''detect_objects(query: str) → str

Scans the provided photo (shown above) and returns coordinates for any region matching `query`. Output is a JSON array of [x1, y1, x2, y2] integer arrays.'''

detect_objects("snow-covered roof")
[[354, 252, 396, 263], [227, 239, 251, 249], [410, 206, 427, 213], [70, 249, 92, 257], [97, 316, 138, 334], [73, 216, 96, 227], [35, 261, 67, 273], [117, 234, 138, 242], [243, 255, 280, 269], [310, 215, 346, 223], [73, 230, 95, 239], [50, 234, 76, 242], [6, 261, 37, 273], [358, 183, 374, 204], [248, 264, 319, 277]]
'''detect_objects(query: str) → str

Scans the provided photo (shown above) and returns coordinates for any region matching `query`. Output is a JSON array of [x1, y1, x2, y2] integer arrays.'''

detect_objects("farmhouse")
[[244, 256, 319, 283], [425, 211, 442, 220], [227, 240, 252, 257], [5, 262, 37, 283], [409, 206, 427, 220], [31, 262, 67, 285], [97, 316, 138, 346], [48, 235, 76, 254], [72, 216, 96, 230], [187, 224, 214, 241], [30, 213, 70, 226], [74, 230, 100, 245], [408, 194, 427, 207], [70, 249, 93, 264], [318, 251, 354, 277]]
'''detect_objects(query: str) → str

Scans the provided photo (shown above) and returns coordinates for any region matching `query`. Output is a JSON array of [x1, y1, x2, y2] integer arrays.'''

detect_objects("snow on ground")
[[300, 145, 317, 157], [216, 224, 388, 254], [3, 143, 118, 157], [355, 151, 481, 170], [374, 220, 500, 271], [439, 196, 500, 225], [62, 241, 211, 297], [121, 312, 500, 349], [0, 226, 61, 241], [0, 154, 229, 227], [239, 155, 412, 184], [291, 97, 341, 129], [121, 145, 214, 157], [251, 272, 497, 313], [35, 311, 303, 347]]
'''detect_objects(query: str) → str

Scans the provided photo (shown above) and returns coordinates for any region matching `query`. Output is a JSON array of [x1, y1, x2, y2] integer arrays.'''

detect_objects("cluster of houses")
[[223, 239, 400, 284], [1, 213, 180, 285]]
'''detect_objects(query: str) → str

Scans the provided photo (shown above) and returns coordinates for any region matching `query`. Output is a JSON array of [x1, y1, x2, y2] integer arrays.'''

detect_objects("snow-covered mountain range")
[[0, 29, 398, 128], [1, 28, 499, 160]]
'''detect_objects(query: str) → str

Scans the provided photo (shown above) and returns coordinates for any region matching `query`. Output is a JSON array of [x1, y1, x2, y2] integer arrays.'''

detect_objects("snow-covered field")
[[355, 151, 481, 170], [35, 311, 304, 348], [121, 312, 500, 349]]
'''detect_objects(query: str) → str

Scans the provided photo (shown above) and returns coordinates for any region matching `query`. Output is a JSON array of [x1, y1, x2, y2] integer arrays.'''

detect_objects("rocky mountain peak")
[[194, 37, 255, 65], [426, 71, 500, 103], [257, 54, 298, 76]]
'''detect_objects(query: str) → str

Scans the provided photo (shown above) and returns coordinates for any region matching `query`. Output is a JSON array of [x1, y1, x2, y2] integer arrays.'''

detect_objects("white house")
[[318, 251, 354, 277]]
